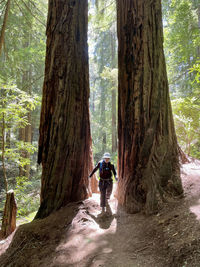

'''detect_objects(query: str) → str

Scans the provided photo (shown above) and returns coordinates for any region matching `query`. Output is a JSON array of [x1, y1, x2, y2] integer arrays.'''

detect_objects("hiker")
[[89, 152, 118, 213]]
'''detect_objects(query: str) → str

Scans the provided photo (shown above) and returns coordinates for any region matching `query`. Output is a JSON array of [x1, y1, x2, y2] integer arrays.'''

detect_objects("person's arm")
[[89, 162, 100, 178], [111, 164, 118, 181]]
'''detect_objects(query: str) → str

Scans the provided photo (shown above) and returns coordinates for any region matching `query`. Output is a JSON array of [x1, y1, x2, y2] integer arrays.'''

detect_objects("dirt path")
[[53, 191, 168, 267], [1, 161, 200, 267]]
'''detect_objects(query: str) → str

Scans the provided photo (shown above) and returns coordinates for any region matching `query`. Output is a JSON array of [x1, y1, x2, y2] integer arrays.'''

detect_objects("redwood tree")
[[117, 0, 183, 214], [35, 0, 92, 219]]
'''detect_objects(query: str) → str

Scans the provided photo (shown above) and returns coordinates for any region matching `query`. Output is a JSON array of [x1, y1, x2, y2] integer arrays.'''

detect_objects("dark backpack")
[[99, 160, 112, 177]]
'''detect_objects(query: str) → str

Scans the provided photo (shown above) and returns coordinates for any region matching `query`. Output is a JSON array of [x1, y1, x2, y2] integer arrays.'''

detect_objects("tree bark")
[[117, 0, 183, 214], [111, 32, 117, 153], [35, 0, 91, 219], [1, 190, 17, 238], [0, 0, 11, 56]]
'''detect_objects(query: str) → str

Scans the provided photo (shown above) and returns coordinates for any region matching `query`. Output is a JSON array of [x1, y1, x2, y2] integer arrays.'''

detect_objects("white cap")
[[103, 152, 111, 159]]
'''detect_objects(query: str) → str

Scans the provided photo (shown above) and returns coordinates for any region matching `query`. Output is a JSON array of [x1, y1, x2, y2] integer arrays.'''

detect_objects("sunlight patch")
[[190, 200, 200, 220]]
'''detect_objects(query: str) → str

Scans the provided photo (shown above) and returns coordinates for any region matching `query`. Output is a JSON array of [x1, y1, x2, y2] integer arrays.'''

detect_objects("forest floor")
[[1, 160, 200, 267]]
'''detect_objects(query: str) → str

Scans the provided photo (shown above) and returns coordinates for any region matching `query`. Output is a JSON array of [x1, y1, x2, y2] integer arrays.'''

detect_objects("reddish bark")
[[36, 0, 92, 219], [117, 0, 183, 214], [1, 190, 17, 238]]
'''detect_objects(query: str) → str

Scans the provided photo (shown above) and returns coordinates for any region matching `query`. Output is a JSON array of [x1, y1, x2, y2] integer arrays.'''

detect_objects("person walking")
[[89, 152, 118, 213]]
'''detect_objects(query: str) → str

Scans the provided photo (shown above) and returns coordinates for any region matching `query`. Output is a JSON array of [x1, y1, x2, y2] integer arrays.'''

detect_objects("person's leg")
[[106, 180, 113, 200], [99, 180, 106, 211]]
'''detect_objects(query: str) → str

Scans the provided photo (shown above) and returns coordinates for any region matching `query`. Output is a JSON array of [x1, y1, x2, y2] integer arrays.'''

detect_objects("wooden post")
[[1, 190, 17, 238]]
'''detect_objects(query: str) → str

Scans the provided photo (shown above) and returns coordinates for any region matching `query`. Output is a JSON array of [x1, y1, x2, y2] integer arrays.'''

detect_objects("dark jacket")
[[89, 160, 117, 180]]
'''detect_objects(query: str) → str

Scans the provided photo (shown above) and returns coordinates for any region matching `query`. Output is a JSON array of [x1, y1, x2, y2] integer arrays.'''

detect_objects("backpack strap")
[[99, 160, 103, 174]]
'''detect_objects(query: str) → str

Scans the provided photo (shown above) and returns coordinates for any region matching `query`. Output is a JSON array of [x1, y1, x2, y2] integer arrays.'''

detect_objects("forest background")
[[0, 0, 199, 223]]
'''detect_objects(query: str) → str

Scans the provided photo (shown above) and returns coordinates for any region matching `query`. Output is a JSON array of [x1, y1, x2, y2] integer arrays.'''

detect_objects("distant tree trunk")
[[6, 128, 11, 148], [19, 71, 28, 177], [18, 69, 32, 179], [23, 68, 33, 178], [92, 91, 95, 112], [1, 190, 17, 238], [19, 127, 26, 177], [19, 124, 31, 178], [197, 4, 200, 57], [24, 111, 32, 178], [100, 80, 106, 153], [111, 32, 117, 153], [117, 0, 183, 214], [112, 88, 117, 153], [35, 0, 91, 219], [1, 113, 8, 193], [0, 0, 11, 56]]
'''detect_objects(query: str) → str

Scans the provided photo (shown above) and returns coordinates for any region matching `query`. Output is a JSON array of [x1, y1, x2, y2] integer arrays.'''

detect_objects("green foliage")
[[0, 83, 40, 218], [0, 83, 40, 126], [190, 60, 200, 86], [101, 67, 118, 88], [0, 84, 40, 171], [172, 97, 200, 157], [5, 141, 37, 168], [163, 0, 199, 96], [0, 0, 47, 219], [15, 175, 40, 217], [163, 0, 200, 158]]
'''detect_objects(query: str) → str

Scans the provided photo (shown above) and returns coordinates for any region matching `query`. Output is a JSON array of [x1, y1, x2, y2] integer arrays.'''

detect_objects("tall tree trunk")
[[111, 32, 117, 153], [100, 80, 106, 154], [117, 0, 183, 214], [0, 0, 11, 56], [35, 0, 91, 219]]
